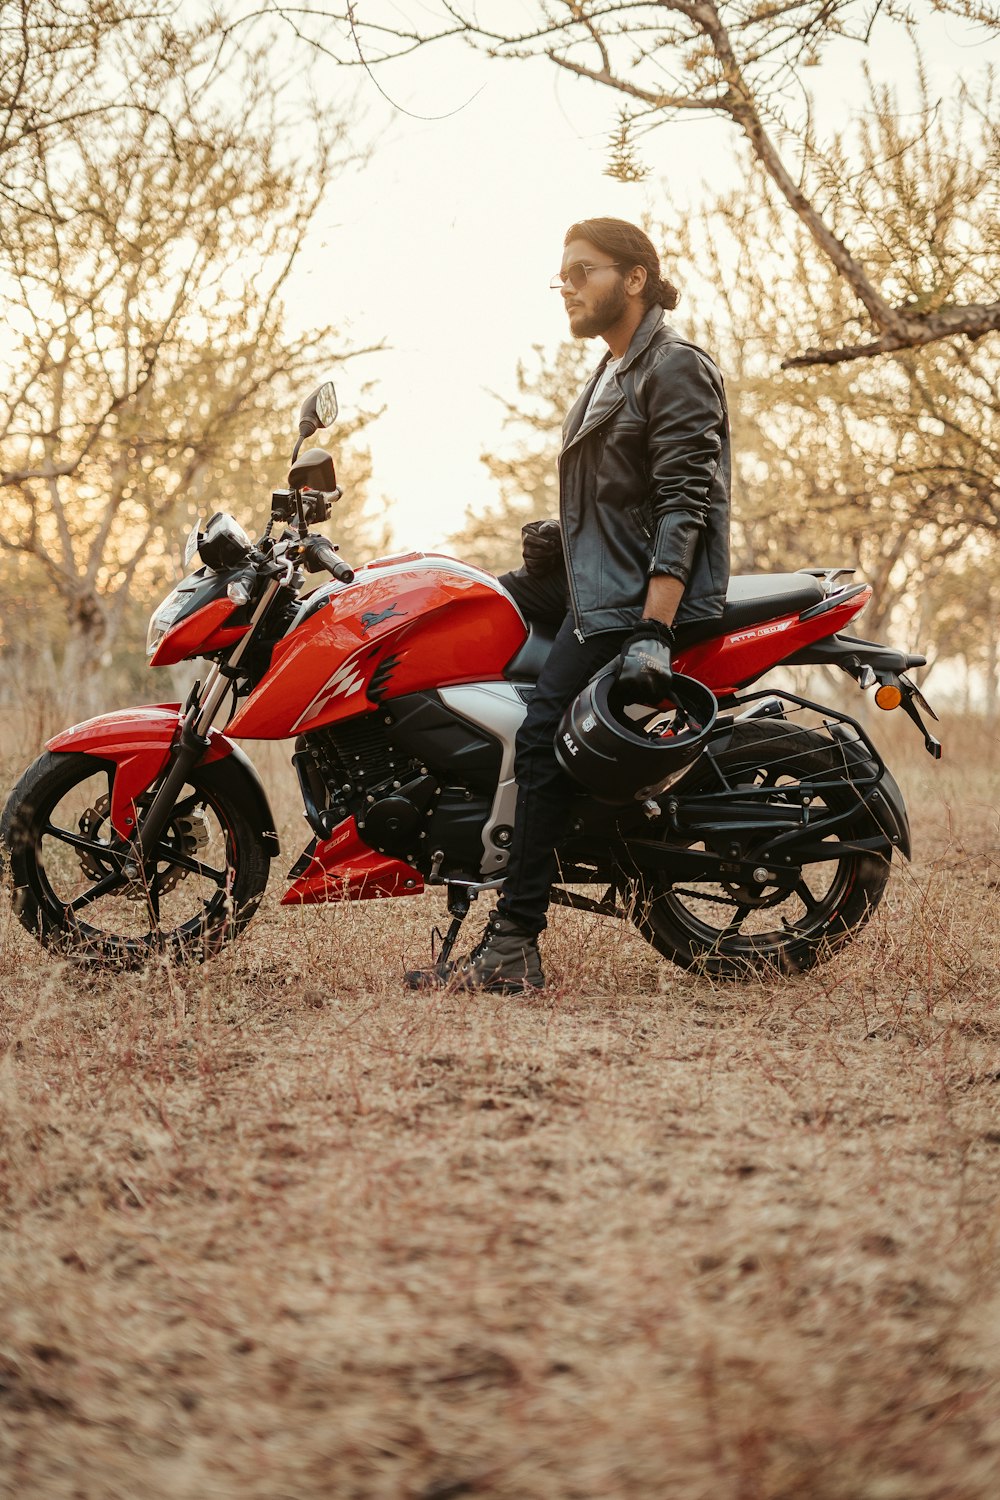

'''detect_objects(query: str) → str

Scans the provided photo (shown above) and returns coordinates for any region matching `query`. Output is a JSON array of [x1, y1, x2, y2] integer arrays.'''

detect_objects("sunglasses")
[[549, 261, 622, 291]]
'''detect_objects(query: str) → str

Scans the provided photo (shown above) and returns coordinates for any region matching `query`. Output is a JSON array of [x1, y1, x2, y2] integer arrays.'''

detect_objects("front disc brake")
[[78, 795, 117, 881], [158, 808, 211, 894], [76, 796, 211, 901]]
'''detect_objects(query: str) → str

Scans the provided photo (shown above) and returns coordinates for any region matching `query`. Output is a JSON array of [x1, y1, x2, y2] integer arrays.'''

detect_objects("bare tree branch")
[[0, 9, 382, 705], [285, 0, 1000, 364], [782, 302, 1000, 366]]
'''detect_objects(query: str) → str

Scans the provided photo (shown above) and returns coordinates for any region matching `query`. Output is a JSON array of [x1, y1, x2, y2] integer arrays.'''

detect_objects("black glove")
[[521, 519, 563, 575], [616, 619, 676, 704]]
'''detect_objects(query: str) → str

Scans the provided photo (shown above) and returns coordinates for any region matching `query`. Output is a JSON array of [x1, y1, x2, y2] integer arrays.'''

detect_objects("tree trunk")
[[984, 593, 999, 724], [58, 596, 111, 719]]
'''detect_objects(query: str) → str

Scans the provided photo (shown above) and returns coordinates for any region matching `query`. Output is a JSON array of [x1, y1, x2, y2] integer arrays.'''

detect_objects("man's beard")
[[569, 279, 628, 338]]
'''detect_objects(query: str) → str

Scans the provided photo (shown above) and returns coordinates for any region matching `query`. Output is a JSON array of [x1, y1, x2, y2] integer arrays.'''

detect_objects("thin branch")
[[782, 302, 1000, 366], [548, 53, 725, 113]]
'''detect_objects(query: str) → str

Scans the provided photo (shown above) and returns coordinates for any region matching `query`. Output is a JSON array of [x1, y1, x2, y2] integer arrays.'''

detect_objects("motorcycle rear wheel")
[[619, 720, 893, 979], [2, 751, 270, 968]]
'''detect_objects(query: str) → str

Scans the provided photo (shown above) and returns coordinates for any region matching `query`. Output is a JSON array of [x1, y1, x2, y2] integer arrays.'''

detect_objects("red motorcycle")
[[2, 383, 942, 977]]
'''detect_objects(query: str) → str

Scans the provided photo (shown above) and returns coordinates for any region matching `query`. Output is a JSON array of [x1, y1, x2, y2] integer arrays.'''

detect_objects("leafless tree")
[[264, 0, 1000, 367], [0, 12, 379, 710], [1, 2, 187, 192]]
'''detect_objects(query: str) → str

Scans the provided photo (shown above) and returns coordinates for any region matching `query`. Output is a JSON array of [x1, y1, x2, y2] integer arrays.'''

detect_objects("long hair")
[[564, 218, 679, 310]]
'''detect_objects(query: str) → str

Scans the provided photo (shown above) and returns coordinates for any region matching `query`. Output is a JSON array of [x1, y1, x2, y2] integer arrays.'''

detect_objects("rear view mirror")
[[288, 447, 337, 493], [315, 382, 337, 427], [298, 382, 338, 436]]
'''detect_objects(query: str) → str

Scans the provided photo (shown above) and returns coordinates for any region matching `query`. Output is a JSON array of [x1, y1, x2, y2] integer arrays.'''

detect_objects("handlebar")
[[300, 534, 355, 585]]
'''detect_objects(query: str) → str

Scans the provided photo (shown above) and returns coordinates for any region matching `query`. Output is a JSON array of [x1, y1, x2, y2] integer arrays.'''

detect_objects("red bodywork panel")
[[47, 705, 233, 840], [151, 598, 247, 667], [228, 554, 526, 739], [673, 588, 873, 697], [281, 817, 424, 905]]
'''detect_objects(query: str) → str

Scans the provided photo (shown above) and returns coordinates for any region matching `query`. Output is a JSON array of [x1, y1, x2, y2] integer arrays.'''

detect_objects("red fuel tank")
[[227, 553, 527, 740]]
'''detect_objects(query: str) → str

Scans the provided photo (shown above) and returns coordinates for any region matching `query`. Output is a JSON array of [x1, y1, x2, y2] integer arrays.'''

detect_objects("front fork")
[[134, 570, 289, 861]]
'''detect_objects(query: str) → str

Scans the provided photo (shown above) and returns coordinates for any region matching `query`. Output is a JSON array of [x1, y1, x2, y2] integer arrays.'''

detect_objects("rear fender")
[[46, 705, 278, 854], [827, 724, 912, 860]]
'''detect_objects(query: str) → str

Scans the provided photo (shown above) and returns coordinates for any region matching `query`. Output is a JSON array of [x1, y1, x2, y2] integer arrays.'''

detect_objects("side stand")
[[432, 885, 473, 965]]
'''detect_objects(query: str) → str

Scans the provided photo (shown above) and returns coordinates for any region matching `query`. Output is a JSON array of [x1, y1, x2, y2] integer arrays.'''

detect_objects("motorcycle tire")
[[2, 751, 270, 968], [618, 719, 893, 979]]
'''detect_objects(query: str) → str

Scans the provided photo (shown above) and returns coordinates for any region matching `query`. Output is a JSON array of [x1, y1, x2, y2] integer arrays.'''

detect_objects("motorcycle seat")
[[504, 620, 560, 681], [678, 571, 826, 645], [503, 573, 827, 681]]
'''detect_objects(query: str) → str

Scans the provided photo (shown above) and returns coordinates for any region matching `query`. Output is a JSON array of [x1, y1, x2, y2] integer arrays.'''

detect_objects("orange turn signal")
[[874, 683, 902, 711]]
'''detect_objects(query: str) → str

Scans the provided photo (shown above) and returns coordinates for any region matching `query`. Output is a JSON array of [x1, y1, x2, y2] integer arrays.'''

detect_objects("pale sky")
[[274, 4, 995, 554]]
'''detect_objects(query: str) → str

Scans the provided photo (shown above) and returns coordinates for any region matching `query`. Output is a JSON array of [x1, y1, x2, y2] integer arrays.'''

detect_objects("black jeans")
[[494, 566, 629, 935]]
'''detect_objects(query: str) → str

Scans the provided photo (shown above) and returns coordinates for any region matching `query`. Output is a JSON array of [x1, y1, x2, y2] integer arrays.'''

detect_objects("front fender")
[[46, 705, 278, 854]]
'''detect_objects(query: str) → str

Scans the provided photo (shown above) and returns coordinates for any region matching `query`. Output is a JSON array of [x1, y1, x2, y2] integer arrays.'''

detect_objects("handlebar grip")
[[308, 536, 354, 585]]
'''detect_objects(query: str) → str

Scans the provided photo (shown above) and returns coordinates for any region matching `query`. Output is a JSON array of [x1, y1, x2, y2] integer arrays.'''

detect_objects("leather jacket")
[[558, 306, 731, 637]]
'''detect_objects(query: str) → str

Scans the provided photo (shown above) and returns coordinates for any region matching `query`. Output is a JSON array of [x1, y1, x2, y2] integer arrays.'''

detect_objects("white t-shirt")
[[583, 357, 621, 421]]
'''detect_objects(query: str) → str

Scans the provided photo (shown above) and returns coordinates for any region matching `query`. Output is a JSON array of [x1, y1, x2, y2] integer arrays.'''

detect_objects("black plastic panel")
[[786, 632, 926, 673], [383, 693, 502, 790], [425, 789, 493, 879]]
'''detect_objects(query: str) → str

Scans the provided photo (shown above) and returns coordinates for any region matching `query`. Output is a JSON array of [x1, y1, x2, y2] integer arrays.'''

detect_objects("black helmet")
[[555, 667, 718, 804]]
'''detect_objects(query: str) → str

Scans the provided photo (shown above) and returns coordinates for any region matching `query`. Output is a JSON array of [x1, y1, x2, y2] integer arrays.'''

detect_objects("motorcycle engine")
[[298, 720, 441, 864], [357, 771, 438, 857], [297, 715, 493, 878]]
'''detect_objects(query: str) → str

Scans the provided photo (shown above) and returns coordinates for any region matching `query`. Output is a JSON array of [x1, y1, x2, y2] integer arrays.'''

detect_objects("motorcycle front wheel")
[[2, 751, 270, 967], [619, 719, 894, 979]]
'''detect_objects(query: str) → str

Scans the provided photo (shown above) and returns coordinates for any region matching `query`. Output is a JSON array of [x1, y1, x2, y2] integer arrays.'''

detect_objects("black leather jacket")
[[558, 306, 731, 637]]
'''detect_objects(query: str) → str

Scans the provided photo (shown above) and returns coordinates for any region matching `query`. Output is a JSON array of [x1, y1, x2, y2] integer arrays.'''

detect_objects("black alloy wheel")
[[618, 719, 893, 978], [2, 752, 270, 967]]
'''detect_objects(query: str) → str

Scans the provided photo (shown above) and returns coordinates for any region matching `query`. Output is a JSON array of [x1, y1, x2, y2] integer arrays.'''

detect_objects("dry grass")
[[1, 714, 998, 1499]]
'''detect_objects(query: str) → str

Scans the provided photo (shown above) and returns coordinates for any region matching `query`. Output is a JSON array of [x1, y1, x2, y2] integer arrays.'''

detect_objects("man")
[[410, 217, 731, 992]]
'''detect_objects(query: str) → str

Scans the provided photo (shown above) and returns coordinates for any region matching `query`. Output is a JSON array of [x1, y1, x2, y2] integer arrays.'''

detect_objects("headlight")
[[146, 585, 189, 657]]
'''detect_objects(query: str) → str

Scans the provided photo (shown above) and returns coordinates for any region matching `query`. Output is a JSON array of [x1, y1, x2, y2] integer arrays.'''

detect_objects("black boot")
[[404, 914, 545, 993]]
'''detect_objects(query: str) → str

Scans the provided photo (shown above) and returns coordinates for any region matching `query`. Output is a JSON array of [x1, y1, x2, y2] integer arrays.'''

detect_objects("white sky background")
[[271, 4, 995, 554]]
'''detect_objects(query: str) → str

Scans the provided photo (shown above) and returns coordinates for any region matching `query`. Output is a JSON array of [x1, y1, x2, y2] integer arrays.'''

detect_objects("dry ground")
[[0, 713, 998, 1499]]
